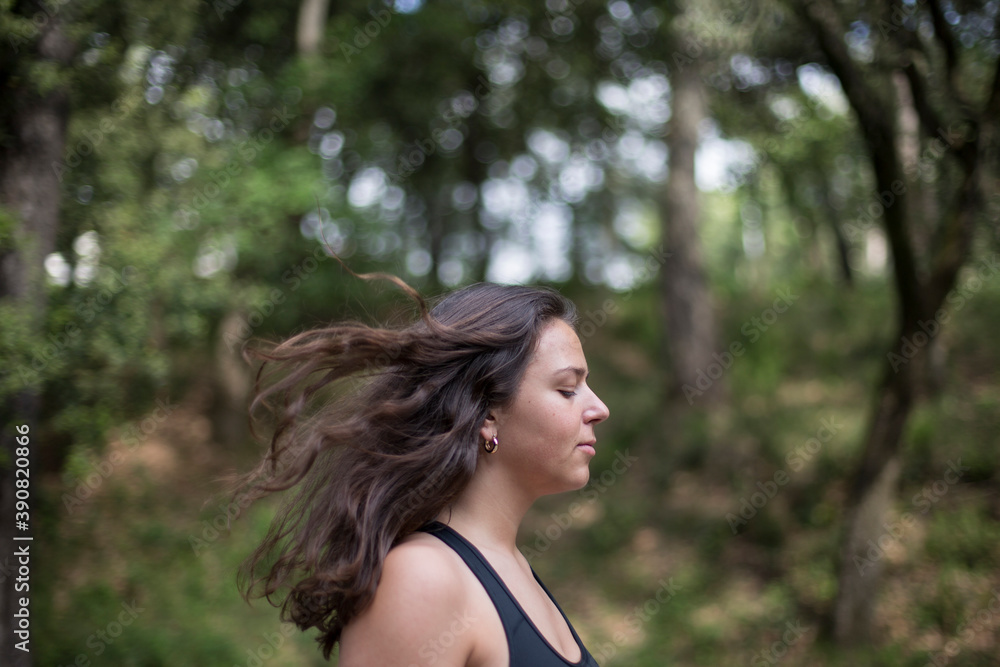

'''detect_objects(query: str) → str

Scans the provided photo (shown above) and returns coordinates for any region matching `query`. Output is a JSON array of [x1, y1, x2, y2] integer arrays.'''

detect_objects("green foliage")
[[0, 203, 17, 251], [32, 247, 1000, 665], [9, 0, 998, 664], [925, 506, 1000, 573], [0, 302, 44, 396]]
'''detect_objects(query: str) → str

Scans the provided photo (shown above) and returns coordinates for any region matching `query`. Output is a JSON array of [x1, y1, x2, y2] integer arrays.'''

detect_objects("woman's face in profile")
[[488, 319, 610, 495]]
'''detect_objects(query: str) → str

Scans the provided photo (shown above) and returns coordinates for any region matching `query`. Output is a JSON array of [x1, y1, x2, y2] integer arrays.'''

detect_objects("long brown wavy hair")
[[235, 278, 577, 658]]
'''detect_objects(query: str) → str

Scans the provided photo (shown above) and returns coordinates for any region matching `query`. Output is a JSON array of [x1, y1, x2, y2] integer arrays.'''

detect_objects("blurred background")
[[2, 0, 999, 664]]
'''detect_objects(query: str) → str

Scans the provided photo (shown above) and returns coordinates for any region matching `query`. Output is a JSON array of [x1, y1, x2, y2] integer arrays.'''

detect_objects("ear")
[[479, 413, 497, 443]]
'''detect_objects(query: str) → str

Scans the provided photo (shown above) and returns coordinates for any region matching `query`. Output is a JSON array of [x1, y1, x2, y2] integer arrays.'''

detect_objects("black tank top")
[[418, 520, 600, 667]]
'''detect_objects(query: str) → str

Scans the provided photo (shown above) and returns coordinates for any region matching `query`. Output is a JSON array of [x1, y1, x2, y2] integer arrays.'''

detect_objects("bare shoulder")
[[383, 531, 468, 594], [338, 532, 477, 667]]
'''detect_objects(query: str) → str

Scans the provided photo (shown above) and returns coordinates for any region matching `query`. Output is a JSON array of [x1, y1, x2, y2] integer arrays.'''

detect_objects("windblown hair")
[[236, 280, 576, 658]]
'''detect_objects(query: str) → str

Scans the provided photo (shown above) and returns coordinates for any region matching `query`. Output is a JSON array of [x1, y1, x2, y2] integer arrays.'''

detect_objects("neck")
[[435, 459, 536, 559]]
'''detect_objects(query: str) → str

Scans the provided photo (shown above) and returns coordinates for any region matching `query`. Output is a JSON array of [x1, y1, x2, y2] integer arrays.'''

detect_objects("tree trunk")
[[799, 0, 998, 644], [832, 363, 911, 641], [0, 7, 73, 664], [212, 310, 251, 448], [830, 219, 854, 286], [296, 0, 331, 56], [830, 170, 985, 642], [660, 60, 720, 405]]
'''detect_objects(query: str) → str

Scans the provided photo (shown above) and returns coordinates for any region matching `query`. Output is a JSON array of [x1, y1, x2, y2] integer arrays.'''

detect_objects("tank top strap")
[[417, 520, 598, 667]]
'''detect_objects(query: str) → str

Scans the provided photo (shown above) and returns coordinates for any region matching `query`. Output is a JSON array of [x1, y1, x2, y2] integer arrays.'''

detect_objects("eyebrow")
[[554, 366, 589, 379]]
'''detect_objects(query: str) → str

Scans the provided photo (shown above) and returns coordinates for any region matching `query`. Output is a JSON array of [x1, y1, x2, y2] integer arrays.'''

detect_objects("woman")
[[238, 279, 609, 666]]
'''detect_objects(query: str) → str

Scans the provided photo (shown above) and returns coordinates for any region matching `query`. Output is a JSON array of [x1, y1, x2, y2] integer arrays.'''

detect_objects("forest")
[[1, 0, 999, 664]]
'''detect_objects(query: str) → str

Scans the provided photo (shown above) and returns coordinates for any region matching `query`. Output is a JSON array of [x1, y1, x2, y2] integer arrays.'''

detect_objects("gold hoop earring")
[[484, 434, 499, 454]]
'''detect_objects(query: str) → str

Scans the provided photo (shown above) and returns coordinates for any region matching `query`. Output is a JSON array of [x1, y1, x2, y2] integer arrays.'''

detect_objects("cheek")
[[545, 405, 580, 437], [542, 403, 574, 429], [522, 395, 557, 421], [508, 395, 580, 446]]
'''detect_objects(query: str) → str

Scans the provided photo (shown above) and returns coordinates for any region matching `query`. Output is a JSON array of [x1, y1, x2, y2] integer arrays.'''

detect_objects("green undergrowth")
[[38, 272, 999, 665]]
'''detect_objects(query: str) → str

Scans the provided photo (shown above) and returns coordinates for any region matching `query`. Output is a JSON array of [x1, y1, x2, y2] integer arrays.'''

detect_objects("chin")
[[568, 467, 591, 491], [539, 471, 590, 498]]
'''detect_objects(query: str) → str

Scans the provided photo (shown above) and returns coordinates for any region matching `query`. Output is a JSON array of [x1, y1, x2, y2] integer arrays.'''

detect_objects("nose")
[[585, 389, 610, 425]]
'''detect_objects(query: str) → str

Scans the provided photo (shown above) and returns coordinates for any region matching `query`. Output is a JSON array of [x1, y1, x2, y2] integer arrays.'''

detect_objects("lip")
[[577, 442, 596, 455]]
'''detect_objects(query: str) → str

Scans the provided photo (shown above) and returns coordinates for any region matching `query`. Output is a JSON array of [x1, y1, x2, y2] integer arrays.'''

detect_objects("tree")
[[0, 3, 75, 662], [794, 0, 1000, 644], [662, 19, 721, 405]]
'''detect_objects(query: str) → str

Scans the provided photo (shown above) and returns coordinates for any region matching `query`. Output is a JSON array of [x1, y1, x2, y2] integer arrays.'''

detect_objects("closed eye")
[[558, 390, 577, 398]]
